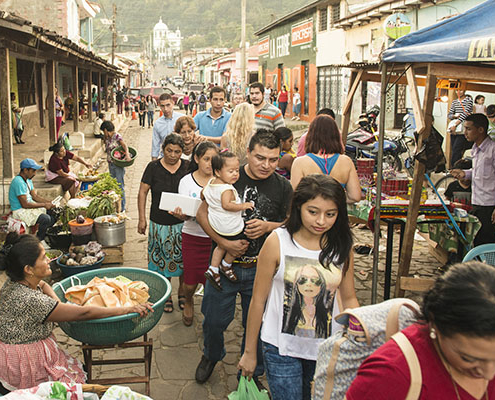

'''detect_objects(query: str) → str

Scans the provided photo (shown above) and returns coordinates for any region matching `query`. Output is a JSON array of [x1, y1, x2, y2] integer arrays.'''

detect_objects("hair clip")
[[0, 244, 13, 256], [220, 148, 229, 153]]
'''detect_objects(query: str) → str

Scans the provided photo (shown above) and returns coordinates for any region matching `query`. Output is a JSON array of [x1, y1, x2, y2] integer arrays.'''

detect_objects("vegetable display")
[[87, 193, 120, 219], [58, 241, 105, 266], [86, 173, 122, 197]]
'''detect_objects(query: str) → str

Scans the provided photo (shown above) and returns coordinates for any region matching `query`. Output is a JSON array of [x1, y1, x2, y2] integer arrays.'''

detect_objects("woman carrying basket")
[[0, 232, 152, 393]]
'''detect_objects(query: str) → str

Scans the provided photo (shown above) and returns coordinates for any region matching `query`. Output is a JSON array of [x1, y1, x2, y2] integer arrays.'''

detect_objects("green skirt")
[[148, 220, 183, 278]]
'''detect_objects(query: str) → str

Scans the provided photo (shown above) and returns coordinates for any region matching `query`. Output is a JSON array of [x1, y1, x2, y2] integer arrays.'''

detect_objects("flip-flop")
[[164, 299, 174, 313], [178, 295, 186, 310]]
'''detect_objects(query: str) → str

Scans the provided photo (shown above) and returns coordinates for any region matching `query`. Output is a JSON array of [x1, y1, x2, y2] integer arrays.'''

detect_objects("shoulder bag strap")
[[322, 336, 347, 400], [392, 332, 422, 400], [385, 301, 420, 341]]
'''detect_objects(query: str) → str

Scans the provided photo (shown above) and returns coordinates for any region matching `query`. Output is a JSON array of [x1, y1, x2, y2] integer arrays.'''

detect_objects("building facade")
[[255, 2, 319, 121], [153, 18, 181, 64]]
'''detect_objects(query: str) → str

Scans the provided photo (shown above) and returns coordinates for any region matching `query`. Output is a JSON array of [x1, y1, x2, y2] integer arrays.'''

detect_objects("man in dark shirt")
[[195, 130, 293, 387]]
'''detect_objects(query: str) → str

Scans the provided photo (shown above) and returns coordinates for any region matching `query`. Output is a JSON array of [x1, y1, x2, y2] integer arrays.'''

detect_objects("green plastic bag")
[[228, 376, 270, 400], [49, 381, 67, 399]]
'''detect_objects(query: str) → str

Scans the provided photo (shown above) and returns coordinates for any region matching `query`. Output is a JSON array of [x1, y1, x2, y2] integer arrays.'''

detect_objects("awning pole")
[[371, 62, 388, 304]]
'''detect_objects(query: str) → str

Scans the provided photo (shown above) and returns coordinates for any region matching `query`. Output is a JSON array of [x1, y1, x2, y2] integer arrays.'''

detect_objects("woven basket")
[[52, 267, 171, 345]]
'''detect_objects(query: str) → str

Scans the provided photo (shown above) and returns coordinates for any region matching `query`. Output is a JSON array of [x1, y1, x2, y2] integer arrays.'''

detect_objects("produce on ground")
[[58, 241, 105, 266], [65, 275, 150, 307]]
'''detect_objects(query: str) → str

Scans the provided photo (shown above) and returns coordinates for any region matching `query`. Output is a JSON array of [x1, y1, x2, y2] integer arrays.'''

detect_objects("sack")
[[228, 377, 270, 400], [312, 298, 420, 400], [414, 126, 446, 173]]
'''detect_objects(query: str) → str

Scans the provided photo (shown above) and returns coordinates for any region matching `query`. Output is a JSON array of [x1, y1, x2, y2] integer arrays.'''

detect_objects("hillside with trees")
[[93, 0, 307, 53]]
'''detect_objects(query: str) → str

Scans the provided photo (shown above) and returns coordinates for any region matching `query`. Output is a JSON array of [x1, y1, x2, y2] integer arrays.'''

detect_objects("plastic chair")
[[462, 243, 495, 266]]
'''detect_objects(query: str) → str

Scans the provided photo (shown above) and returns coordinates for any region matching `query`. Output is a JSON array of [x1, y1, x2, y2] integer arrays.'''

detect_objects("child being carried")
[[202, 151, 253, 291]]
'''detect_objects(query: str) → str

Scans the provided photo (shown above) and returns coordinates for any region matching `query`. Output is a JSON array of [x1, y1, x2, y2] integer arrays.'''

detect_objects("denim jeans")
[[262, 341, 316, 400], [147, 111, 154, 127], [36, 213, 56, 240], [201, 264, 264, 377], [108, 162, 125, 211]]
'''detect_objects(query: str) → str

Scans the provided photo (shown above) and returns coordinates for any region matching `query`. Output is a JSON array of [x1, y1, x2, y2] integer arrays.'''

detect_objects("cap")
[[20, 158, 42, 170]]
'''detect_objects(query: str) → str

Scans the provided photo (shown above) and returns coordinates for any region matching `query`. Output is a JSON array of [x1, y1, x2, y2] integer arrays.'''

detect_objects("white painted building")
[[153, 17, 181, 62]]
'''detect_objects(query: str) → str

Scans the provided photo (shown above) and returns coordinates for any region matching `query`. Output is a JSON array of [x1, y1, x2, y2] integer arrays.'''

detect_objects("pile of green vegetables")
[[86, 173, 122, 197], [87, 195, 117, 219]]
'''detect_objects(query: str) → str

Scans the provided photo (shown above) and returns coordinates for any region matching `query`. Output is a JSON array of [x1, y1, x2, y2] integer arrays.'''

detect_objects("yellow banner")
[[468, 37, 495, 61]]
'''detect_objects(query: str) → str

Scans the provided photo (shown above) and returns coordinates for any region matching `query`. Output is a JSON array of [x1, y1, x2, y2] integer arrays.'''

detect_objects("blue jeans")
[[36, 213, 56, 240], [201, 264, 264, 377], [262, 341, 316, 400], [147, 111, 154, 127], [108, 162, 125, 211]]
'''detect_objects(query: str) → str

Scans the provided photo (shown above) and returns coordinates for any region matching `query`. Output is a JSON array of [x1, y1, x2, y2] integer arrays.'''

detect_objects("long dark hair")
[[283, 265, 331, 338], [285, 174, 353, 270], [305, 115, 343, 154], [188, 141, 218, 173], [422, 261, 495, 337], [0, 232, 42, 281]]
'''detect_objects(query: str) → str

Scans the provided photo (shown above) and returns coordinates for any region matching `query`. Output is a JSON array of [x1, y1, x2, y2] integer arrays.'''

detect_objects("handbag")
[[228, 377, 270, 400]]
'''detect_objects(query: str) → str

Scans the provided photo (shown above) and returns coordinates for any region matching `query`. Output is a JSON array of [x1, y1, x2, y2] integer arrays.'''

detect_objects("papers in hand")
[[159, 192, 202, 217]]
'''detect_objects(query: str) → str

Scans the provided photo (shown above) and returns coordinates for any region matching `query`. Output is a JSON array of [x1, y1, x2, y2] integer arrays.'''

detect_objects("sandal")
[[182, 312, 193, 326], [164, 299, 174, 313], [178, 295, 186, 310], [219, 265, 238, 283], [204, 269, 222, 291]]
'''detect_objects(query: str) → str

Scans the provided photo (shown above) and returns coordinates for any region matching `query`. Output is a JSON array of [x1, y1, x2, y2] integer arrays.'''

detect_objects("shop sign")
[[258, 36, 270, 57], [384, 13, 411, 40], [270, 33, 290, 59], [291, 19, 313, 47], [468, 37, 495, 61]]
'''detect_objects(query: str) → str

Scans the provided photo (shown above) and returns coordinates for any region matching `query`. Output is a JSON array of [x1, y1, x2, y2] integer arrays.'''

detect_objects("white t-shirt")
[[202, 179, 244, 236], [178, 173, 208, 238], [293, 93, 301, 105], [260, 227, 343, 361]]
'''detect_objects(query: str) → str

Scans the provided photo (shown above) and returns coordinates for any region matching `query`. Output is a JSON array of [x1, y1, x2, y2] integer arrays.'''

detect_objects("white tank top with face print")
[[260, 227, 343, 361]]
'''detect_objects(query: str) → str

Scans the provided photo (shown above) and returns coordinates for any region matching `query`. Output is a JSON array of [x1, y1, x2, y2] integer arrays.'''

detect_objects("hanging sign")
[[384, 13, 411, 40]]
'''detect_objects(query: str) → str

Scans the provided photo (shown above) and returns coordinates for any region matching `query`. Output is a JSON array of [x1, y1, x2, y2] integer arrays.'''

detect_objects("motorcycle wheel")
[[383, 153, 402, 172]]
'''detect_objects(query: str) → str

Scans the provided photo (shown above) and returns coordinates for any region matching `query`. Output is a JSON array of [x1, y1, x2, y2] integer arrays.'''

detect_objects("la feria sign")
[[258, 18, 314, 59]]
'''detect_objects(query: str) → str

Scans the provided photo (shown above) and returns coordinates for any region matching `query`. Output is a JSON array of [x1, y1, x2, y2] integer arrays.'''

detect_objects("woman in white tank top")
[[238, 174, 359, 400]]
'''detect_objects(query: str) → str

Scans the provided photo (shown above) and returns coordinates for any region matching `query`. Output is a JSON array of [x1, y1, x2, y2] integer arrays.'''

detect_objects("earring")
[[430, 328, 437, 340]]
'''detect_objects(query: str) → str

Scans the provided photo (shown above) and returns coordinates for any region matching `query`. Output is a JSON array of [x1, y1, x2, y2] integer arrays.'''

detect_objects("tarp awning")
[[382, 0, 495, 63]]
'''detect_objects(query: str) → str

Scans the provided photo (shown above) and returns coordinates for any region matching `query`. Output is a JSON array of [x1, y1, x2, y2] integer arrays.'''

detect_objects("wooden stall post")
[[97, 72, 102, 114], [72, 65, 79, 132], [0, 47, 14, 179], [103, 73, 109, 112], [87, 69, 93, 122], [341, 69, 363, 142], [46, 59, 57, 145], [395, 69, 437, 298], [445, 89, 456, 169]]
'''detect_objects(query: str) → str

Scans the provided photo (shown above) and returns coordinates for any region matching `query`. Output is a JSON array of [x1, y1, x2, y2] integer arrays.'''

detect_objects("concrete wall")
[[316, 29, 346, 66]]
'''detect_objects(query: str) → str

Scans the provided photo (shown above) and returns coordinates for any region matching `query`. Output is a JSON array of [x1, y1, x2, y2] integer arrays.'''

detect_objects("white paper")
[[159, 192, 202, 217]]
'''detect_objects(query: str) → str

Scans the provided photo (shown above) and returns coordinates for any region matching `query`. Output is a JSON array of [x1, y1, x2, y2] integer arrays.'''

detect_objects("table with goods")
[[352, 159, 480, 299]]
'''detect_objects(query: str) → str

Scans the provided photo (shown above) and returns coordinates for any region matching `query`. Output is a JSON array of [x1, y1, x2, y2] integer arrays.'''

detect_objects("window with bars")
[[16, 59, 36, 107], [331, 4, 340, 26], [319, 8, 328, 32], [317, 66, 343, 117]]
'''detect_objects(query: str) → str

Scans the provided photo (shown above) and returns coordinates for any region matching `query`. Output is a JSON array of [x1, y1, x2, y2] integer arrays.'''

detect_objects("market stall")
[[340, 0, 495, 302]]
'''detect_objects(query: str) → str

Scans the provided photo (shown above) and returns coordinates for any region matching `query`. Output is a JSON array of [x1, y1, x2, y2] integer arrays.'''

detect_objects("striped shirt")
[[448, 96, 473, 122], [255, 102, 285, 131]]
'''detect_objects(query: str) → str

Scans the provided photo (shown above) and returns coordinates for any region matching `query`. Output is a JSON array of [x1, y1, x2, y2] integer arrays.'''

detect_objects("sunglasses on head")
[[297, 276, 323, 286]]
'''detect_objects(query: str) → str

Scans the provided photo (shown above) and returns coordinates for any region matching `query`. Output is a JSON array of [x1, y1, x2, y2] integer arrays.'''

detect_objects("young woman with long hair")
[[238, 174, 359, 400], [220, 102, 255, 164]]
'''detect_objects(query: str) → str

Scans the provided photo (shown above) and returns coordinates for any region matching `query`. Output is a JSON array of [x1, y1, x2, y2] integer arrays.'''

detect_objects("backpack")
[[313, 298, 421, 400], [199, 94, 207, 104]]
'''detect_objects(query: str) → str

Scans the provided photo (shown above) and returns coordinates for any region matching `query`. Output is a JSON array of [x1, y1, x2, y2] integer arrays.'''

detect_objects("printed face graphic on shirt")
[[282, 256, 342, 339]]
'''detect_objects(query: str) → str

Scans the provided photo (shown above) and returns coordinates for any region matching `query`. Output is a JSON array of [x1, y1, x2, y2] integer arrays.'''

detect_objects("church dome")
[[154, 17, 168, 31]]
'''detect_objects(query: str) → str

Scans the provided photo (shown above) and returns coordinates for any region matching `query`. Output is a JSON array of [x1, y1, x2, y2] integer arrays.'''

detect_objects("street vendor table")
[[348, 201, 480, 299]]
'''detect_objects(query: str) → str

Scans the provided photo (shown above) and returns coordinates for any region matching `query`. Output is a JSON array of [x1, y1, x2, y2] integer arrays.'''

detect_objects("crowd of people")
[[3, 81, 495, 399]]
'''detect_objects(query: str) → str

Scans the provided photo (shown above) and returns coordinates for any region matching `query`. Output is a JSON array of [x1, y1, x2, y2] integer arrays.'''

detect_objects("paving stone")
[[149, 380, 183, 400], [180, 382, 209, 400], [155, 347, 199, 380], [160, 322, 198, 346]]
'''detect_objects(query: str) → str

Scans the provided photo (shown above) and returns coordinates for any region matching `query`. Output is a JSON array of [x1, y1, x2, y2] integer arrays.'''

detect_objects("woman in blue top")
[[291, 115, 361, 203]]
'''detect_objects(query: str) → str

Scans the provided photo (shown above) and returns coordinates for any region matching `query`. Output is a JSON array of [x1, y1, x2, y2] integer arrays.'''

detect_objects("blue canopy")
[[382, 0, 495, 63]]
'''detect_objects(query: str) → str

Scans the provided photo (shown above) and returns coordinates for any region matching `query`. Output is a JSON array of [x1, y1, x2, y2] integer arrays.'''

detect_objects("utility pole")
[[240, 0, 246, 92], [111, 4, 117, 65]]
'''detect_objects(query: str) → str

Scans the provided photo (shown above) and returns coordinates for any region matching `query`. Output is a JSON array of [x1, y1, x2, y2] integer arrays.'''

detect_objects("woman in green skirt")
[[138, 133, 189, 312]]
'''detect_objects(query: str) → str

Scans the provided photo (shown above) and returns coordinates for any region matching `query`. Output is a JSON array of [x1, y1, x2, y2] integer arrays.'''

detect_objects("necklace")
[[445, 362, 489, 400]]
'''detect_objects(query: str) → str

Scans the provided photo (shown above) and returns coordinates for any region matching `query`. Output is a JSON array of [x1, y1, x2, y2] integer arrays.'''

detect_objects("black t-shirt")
[[444, 180, 471, 201], [234, 166, 293, 257], [141, 159, 189, 226]]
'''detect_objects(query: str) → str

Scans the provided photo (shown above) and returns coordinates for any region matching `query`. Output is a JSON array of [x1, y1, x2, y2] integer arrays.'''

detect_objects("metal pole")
[[240, 0, 246, 91], [372, 62, 388, 304], [111, 4, 117, 65]]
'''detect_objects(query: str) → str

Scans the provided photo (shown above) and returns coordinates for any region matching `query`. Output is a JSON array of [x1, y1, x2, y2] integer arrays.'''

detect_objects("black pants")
[[471, 205, 495, 246], [139, 112, 146, 127], [279, 101, 288, 117], [451, 134, 472, 166]]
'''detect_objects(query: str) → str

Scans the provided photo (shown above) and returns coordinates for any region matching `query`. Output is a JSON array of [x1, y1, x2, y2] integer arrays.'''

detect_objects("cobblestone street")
[[41, 116, 440, 399]]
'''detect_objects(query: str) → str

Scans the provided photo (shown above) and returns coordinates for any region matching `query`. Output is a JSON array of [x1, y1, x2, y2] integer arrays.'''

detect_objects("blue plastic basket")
[[52, 267, 171, 345]]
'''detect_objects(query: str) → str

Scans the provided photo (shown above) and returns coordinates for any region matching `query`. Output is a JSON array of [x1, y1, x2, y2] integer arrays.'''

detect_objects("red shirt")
[[48, 151, 74, 174], [278, 91, 288, 103], [347, 324, 495, 399]]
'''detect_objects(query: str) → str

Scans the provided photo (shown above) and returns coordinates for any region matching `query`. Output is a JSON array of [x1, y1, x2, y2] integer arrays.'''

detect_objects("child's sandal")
[[219, 265, 238, 283], [204, 269, 222, 291]]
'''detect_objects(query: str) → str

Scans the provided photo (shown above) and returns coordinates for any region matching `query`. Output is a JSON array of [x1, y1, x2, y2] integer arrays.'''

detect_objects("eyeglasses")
[[297, 276, 322, 286]]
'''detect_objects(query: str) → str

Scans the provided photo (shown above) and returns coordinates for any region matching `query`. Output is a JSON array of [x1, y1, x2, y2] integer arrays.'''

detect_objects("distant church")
[[153, 17, 181, 62]]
